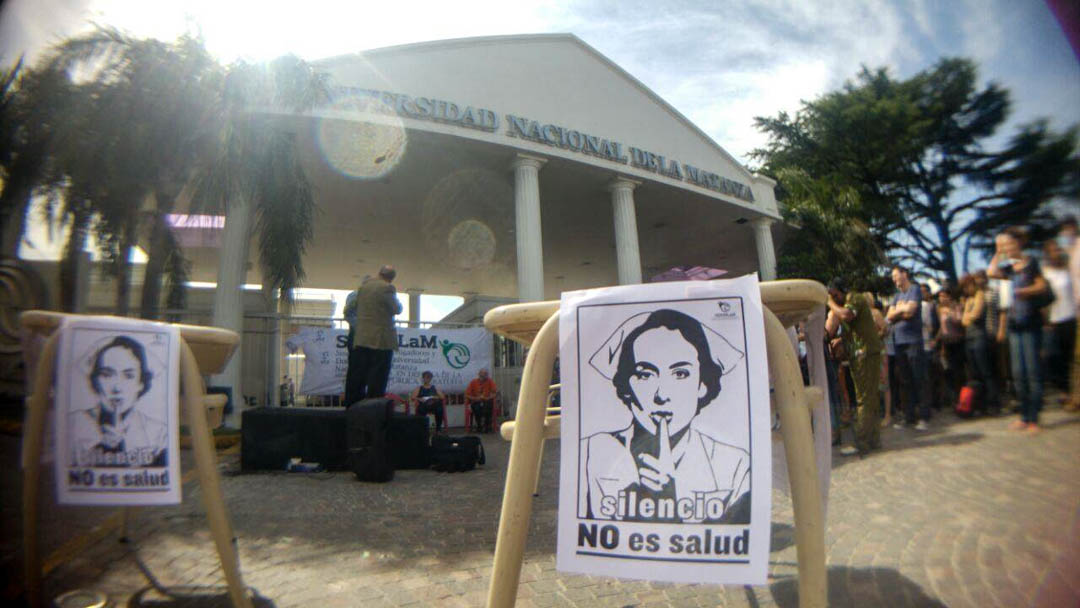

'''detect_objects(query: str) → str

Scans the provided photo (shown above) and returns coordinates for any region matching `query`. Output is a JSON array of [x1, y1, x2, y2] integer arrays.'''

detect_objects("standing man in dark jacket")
[[346, 265, 402, 405]]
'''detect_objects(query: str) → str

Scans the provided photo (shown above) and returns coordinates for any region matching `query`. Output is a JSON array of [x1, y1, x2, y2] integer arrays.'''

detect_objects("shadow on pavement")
[[1040, 416, 1080, 430], [769, 522, 795, 553], [829, 432, 984, 470], [769, 566, 945, 607], [127, 586, 276, 608]]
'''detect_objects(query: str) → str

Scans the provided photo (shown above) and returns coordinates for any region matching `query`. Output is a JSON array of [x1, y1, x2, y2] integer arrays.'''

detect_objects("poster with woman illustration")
[[54, 317, 181, 505], [557, 274, 771, 584]]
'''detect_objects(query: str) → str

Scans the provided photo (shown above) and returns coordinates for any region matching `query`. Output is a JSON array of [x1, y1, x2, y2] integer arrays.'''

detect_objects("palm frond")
[[254, 127, 316, 307]]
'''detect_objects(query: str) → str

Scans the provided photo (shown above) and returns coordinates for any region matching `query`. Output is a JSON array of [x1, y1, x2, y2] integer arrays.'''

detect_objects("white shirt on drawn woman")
[[67, 405, 168, 467], [579, 423, 750, 523]]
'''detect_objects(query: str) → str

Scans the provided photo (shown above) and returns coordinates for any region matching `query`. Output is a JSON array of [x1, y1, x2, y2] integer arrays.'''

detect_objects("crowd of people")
[[820, 219, 1079, 456]]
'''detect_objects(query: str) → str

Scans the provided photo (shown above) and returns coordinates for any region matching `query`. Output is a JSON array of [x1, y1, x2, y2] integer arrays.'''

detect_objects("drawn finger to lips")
[[101, 424, 122, 449], [638, 416, 675, 491], [637, 454, 670, 491]]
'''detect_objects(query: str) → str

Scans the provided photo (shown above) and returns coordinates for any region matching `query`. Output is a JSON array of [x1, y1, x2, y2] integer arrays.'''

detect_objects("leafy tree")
[[772, 168, 890, 292], [753, 58, 1080, 283]]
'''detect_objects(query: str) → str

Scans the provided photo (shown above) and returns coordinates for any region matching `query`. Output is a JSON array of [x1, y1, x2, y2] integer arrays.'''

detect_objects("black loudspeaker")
[[346, 398, 394, 482], [241, 407, 348, 471]]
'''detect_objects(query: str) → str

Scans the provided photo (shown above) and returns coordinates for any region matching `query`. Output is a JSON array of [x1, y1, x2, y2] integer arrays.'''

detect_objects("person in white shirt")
[[994, 273, 1014, 399], [1057, 218, 1080, 412], [1043, 238, 1076, 398]]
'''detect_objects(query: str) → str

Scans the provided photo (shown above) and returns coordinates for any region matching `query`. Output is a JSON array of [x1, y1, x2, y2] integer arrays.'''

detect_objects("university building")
[[15, 34, 783, 418]]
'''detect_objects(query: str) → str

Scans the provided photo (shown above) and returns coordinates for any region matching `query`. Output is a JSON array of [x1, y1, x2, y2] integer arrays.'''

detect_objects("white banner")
[[54, 317, 182, 506], [386, 327, 493, 395], [556, 275, 772, 585], [285, 326, 492, 396]]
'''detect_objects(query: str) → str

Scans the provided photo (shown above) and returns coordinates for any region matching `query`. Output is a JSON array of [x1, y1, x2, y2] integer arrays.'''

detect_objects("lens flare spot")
[[419, 167, 511, 272], [447, 219, 496, 270], [315, 93, 406, 179]]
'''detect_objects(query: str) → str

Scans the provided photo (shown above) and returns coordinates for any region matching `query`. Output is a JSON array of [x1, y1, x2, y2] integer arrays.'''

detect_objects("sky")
[[0, 0, 1077, 305], [2, 0, 1078, 165]]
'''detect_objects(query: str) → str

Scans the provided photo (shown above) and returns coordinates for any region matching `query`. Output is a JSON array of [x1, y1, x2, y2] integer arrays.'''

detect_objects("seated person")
[[465, 368, 497, 433], [410, 371, 446, 432]]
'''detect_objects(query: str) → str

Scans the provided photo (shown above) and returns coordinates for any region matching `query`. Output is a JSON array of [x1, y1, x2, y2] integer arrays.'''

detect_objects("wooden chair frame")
[[20, 311, 253, 608], [483, 280, 828, 608]]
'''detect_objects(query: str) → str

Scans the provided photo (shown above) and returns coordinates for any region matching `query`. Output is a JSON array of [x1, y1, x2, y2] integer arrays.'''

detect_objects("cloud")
[[0, 0, 93, 62], [2, 0, 1075, 165], [559, 0, 928, 162]]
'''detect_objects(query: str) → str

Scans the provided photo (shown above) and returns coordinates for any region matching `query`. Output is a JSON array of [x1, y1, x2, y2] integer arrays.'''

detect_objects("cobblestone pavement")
[[7, 406, 1080, 607]]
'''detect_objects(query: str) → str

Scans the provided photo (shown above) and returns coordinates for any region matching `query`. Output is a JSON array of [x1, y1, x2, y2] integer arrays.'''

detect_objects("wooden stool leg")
[[487, 313, 560, 608], [180, 343, 253, 608], [22, 334, 59, 608], [764, 309, 827, 608]]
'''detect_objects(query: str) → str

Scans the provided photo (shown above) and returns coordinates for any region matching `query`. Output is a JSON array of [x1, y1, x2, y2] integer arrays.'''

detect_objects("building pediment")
[[313, 34, 777, 215]]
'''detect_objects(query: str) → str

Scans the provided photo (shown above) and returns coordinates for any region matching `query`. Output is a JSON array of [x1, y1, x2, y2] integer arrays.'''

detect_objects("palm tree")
[[0, 58, 79, 261], [37, 29, 222, 315], [8, 28, 328, 314], [190, 54, 328, 307]]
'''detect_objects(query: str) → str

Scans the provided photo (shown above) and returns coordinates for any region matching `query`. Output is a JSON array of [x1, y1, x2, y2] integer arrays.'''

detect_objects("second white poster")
[[556, 274, 772, 585]]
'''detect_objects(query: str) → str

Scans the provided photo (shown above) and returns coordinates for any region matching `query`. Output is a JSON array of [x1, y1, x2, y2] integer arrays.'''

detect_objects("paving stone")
[[7, 408, 1079, 607]]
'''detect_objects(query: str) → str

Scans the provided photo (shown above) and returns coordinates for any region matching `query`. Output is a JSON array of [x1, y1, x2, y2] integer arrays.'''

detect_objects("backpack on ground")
[[430, 435, 485, 472], [955, 381, 980, 418], [388, 413, 431, 470]]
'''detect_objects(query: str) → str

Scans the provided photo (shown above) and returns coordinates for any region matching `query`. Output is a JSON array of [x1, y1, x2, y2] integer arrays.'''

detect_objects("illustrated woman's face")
[[96, 346, 142, 416], [627, 328, 706, 437]]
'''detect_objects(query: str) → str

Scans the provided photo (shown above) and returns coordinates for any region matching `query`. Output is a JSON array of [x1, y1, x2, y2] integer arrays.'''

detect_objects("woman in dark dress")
[[409, 371, 446, 432]]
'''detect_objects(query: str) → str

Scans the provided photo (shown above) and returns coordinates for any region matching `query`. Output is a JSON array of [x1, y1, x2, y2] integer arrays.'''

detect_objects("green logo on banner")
[[440, 339, 471, 369]]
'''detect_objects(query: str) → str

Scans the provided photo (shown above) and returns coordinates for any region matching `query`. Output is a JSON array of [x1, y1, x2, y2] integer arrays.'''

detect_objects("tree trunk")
[[139, 212, 169, 319], [924, 189, 958, 284], [114, 218, 137, 316], [60, 205, 92, 312], [140, 184, 185, 319], [0, 180, 34, 259], [931, 216, 958, 285]]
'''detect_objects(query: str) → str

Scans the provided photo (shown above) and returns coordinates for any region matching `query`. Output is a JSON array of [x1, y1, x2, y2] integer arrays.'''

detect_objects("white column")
[[265, 288, 281, 408], [407, 288, 423, 326], [511, 154, 546, 302], [751, 217, 777, 281], [609, 177, 643, 285], [211, 196, 254, 426]]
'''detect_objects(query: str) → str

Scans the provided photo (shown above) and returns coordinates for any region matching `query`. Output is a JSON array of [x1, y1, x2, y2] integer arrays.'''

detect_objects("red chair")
[[464, 392, 501, 433], [385, 392, 410, 415]]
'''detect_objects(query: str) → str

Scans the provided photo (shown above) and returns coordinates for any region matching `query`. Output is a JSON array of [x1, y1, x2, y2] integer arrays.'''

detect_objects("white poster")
[[54, 317, 182, 506], [285, 326, 492, 395], [556, 274, 772, 585]]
